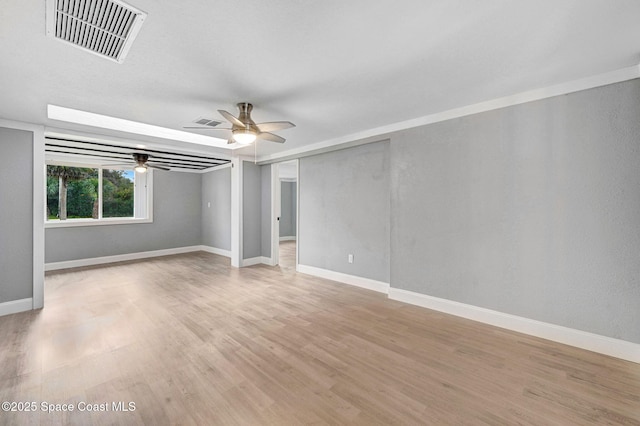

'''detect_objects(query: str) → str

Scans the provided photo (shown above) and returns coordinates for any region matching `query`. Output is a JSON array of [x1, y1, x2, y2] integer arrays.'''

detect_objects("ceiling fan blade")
[[256, 121, 295, 132], [148, 164, 170, 171], [218, 110, 246, 128], [257, 132, 286, 143]]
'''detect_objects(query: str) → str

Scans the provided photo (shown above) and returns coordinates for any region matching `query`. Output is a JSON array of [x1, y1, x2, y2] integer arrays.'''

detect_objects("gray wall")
[[261, 165, 271, 258], [202, 166, 231, 251], [299, 141, 390, 283], [45, 170, 202, 262], [391, 79, 640, 343], [280, 181, 297, 238], [0, 127, 33, 302], [242, 161, 262, 259]]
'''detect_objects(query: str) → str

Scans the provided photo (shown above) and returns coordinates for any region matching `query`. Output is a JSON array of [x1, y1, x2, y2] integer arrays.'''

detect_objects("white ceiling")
[[278, 160, 298, 181], [2, 0, 640, 162]]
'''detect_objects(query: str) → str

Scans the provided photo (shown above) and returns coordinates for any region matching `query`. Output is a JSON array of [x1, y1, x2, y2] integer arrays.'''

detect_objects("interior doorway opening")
[[271, 159, 298, 269]]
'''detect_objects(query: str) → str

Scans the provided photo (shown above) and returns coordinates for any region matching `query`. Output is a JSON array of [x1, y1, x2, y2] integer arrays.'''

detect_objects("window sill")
[[44, 217, 152, 228]]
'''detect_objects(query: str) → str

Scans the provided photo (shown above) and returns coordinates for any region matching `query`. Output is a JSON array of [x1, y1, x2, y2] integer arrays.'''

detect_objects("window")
[[45, 164, 152, 227]]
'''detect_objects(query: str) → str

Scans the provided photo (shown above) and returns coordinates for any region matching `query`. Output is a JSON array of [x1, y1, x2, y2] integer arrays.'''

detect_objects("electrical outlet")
[[348, 254, 354, 264]]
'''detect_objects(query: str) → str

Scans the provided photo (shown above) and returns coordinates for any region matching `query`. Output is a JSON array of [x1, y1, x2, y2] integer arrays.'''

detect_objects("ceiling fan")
[[184, 102, 295, 145], [108, 153, 169, 173]]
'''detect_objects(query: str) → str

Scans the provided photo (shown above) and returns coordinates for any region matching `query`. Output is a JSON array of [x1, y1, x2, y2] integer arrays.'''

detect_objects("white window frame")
[[44, 160, 153, 228]]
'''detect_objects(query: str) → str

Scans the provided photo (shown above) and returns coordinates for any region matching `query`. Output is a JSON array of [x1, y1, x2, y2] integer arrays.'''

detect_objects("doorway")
[[272, 159, 298, 269]]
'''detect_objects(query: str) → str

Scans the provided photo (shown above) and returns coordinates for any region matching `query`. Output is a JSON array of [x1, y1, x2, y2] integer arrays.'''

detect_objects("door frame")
[[270, 159, 299, 267], [270, 163, 280, 266]]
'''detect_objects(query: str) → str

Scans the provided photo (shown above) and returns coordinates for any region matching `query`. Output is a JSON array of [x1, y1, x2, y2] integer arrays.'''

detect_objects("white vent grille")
[[46, 0, 146, 63], [193, 118, 222, 127]]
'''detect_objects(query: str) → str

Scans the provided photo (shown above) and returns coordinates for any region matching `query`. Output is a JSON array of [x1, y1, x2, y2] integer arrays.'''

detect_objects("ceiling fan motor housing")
[[133, 153, 149, 164], [236, 103, 257, 130]]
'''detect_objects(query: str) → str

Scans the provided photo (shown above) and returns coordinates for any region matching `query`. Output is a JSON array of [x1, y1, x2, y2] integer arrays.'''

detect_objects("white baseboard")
[[279, 236, 296, 241], [388, 288, 640, 364], [241, 256, 271, 267], [198, 245, 232, 258], [42, 245, 638, 363], [262, 257, 277, 266], [45, 246, 204, 271], [297, 264, 389, 294], [0, 298, 33, 317]]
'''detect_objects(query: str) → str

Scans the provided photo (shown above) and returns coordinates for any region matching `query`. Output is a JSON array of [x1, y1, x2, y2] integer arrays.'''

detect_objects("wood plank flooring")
[[1, 251, 639, 425], [279, 240, 296, 270]]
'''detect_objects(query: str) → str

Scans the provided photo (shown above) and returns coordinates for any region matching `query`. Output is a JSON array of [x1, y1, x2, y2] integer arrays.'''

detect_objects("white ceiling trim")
[[47, 104, 235, 149], [258, 65, 640, 163], [196, 162, 232, 174], [45, 127, 232, 159]]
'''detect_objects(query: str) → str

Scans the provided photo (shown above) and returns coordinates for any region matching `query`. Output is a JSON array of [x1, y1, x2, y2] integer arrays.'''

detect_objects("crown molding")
[[259, 64, 640, 163]]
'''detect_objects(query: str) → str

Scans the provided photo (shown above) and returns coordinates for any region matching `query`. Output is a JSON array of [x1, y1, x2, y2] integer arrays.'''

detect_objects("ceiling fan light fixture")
[[232, 129, 257, 144], [134, 165, 148, 173]]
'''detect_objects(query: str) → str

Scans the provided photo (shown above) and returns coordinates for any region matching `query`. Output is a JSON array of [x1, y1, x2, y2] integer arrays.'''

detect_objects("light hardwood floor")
[[279, 240, 296, 270], [1, 252, 639, 425]]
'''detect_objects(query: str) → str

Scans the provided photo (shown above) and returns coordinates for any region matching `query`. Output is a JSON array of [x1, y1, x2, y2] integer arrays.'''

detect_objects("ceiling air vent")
[[193, 118, 223, 127], [45, 0, 147, 63]]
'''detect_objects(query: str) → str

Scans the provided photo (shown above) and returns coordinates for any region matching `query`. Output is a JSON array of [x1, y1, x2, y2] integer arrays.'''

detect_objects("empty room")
[[1, 1, 639, 424]]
